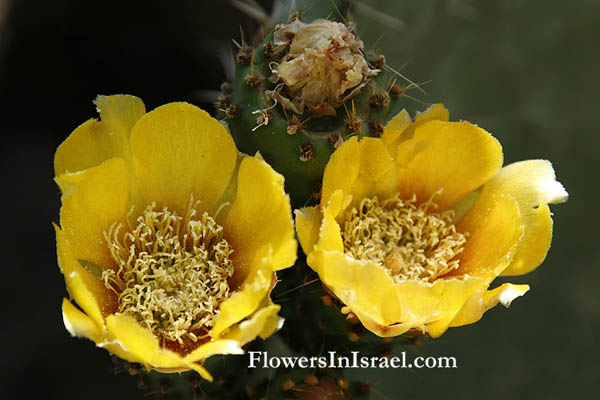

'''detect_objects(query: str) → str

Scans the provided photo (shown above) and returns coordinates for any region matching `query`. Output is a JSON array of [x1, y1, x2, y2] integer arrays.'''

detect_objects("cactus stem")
[[369, 53, 386, 69], [368, 120, 384, 136], [217, 93, 231, 104], [345, 313, 360, 325], [328, 133, 344, 149], [220, 81, 233, 94], [288, 10, 304, 23], [368, 92, 390, 108], [389, 83, 406, 99], [321, 294, 333, 307], [235, 45, 253, 65], [245, 382, 259, 398], [298, 142, 314, 162], [127, 363, 140, 376], [263, 41, 275, 59], [336, 377, 350, 390], [188, 374, 201, 389], [251, 99, 278, 131], [286, 113, 310, 135], [224, 103, 243, 119], [311, 181, 322, 200], [143, 379, 171, 397], [357, 382, 372, 396], [281, 378, 296, 391], [244, 52, 265, 89], [159, 379, 171, 395], [304, 374, 319, 386], [267, 61, 281, 83], [384, 63, 426, 94], [234, 28, 253, 65], [343, 100, 363, 133], [137, 374, 149, 390]]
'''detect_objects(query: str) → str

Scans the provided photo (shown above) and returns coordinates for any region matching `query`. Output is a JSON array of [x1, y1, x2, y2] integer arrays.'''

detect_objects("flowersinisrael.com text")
[[248, 351, 457, 369]]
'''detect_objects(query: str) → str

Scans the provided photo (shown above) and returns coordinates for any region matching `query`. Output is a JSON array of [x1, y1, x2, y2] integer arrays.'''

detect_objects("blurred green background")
[[0, 0, 597, 398]]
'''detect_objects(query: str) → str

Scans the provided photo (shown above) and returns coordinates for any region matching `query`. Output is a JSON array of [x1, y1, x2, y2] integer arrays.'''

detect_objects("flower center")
[[102, 201, 234, 347], [341, 193, 467, 283]]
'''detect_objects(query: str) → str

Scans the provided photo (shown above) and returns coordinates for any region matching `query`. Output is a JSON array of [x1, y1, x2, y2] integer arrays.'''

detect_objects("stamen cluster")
[[103, 202, 234, 345], [341, 193, 467, 283]]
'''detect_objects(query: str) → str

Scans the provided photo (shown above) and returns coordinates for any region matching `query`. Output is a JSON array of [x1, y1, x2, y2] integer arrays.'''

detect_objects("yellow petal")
[[484, 283, 530, 307], [106, 314, 209, 376], [348, 308, 415, 337], [62, 297, 145, 365], [222, 303, 282, 344], [348, 138, 398, 208], [258, 311, 284, 340], [185, 340, 244, 363], [307, 250, 397, 327], [130, 102, 237, 216], [413, 103, 450, 125], [223, 155, 296, 286], [55, 224, 117, 328], [381, 104, 449, 157], [212, 152, 244, 225], [421, 278, 489, 338], [211, 254, 274, 338], [321, 137, 360, 206], [294, 206, 321, 254], [450, 188, 482, 223], [311, 248, 486, 338], [381, 109, 411, 157], [54, 95, 146, 175], [501, 203, 552, 276], [384, 109, 412, 136], [476, 160, 568, 276], [490, 160, 568, 205], [62, 298, 102, 341], [313, 191, 347, 254], [395, 120, 503, 211], [56, 157, 130, 268], [321, 137, 398, 210], [455, 195, 524, 279], [391, 278, 484, 338], [449, 283, 530, 328]]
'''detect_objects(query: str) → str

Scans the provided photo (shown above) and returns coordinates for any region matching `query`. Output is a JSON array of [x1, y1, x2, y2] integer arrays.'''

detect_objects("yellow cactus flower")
[[54, 95, 297, 380], [295, 104, 567, 338]]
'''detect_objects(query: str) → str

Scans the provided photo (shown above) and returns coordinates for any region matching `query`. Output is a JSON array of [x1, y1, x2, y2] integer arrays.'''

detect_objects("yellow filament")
[[341, 193, 467, 283], [102, 200, 234, 344]]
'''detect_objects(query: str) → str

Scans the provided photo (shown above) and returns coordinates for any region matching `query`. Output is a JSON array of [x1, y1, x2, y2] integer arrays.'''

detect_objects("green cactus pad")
[[224, 12, 408, 208]]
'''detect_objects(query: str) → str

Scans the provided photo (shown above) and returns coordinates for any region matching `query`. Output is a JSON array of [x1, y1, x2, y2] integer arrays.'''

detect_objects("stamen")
[[102, 199, 234, 346], [341, 193, 467, 283], [251, 99, 278, 131]]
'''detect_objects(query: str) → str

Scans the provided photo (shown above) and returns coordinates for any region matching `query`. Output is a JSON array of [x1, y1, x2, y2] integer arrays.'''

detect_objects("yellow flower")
[[54, 95, 297, 380], [295, 104, 567, 338]]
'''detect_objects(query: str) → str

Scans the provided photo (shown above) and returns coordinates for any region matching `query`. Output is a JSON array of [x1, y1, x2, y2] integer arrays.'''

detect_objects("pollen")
[[102, 199, 234, 346], [341, 193, 467, 283]]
